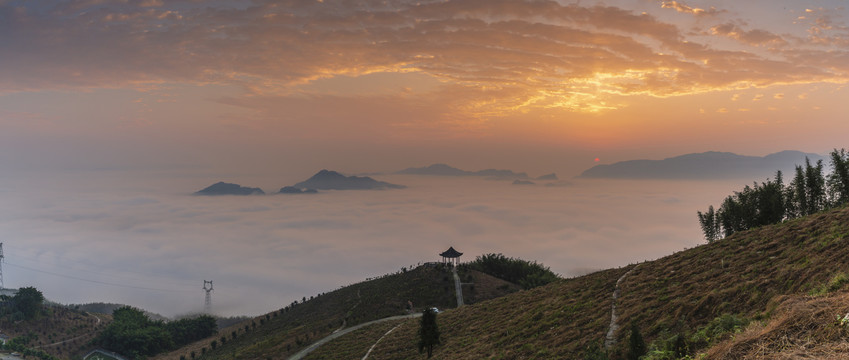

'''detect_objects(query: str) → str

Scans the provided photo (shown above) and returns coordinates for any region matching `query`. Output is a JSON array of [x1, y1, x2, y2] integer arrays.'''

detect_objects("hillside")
[[579, 150, 823, 180], [0, 305, 110, 359], [153, 265, 519, 360], [245, 205, 849, 359], [292, 170, 405, 190]]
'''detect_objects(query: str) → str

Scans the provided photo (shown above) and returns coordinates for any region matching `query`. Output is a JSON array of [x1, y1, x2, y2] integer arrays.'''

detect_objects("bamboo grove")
[[698, 149, 849, 242]]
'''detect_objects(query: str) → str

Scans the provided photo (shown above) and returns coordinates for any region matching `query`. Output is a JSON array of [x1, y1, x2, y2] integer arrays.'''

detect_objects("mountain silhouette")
[[292, 170, 405, 190], [579, 150, 825, 179], [194, 182, 265, 195]]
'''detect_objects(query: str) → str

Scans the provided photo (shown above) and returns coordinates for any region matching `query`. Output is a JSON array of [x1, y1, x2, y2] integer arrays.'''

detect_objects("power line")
[[5, 262, 195, 293], [3, 244, 197, 288]]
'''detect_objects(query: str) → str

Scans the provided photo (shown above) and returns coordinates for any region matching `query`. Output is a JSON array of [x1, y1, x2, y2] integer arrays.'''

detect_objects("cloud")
[[660, 1, 721, 17], [0, 172, 736, 317], [0, 0, 846, 120], [709, 23, 787, 46]]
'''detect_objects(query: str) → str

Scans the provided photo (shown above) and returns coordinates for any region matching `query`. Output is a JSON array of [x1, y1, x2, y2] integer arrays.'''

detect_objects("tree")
[[13, 286, 44, 319], [418, 308, 441, 358], [627, 322, 646, 360], [789, 165, 807, 218], [465, 253, 559, 289], [697, 205, 720, 242], [804, 158, 827, 213], [672, 333, 688, 358], [828, 148, 849, 205]]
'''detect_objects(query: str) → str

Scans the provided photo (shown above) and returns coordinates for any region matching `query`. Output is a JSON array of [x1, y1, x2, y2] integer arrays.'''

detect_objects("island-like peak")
[[291, 170, 405, 190], [194, 182, 265, 196]]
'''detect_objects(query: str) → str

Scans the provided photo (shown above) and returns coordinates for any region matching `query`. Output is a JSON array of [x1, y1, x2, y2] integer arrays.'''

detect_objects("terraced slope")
[[0, 305, 110, 359], [310, 206, 849, 359], [155, 265, 519, 360]]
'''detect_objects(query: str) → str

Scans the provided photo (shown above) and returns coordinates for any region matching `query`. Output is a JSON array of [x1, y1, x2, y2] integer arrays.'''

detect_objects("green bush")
[[463, 253, 559, 289], [690, 314, 749, 349]]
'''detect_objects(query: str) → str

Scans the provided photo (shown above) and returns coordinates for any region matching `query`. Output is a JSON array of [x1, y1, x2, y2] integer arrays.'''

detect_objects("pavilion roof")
[[439, 246, 463, 258]]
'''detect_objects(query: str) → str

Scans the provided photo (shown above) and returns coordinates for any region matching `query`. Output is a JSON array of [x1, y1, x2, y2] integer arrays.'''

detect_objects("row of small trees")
[[461, 253, 559, 289], [95, 306, 217, 358], [698, 149, 849, 242]]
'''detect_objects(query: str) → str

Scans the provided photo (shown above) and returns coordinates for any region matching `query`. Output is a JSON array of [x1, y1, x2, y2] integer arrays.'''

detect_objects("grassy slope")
[[161, 206, 849, 359], [707, 291, 849, 359], [365, 267, 628, 359], [613, 205, 849, 356], [304, 318, 410, 360], [321, 206, 849, 359], [0, 305, 110, 359], [156, 264, 519, 360]]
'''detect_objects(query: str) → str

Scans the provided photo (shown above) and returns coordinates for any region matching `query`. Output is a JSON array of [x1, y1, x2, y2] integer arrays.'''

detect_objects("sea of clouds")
[[0, 171, 745, 317]]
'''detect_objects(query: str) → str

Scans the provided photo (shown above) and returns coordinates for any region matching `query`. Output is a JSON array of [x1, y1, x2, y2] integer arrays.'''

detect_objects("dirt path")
[[605, 264, 639, 350], [36, 312, 103, 348], [452, 266, 464, 307], [287, 314, 421, 360], [361, 322, 404, 360], [333, 289, 362, 334]]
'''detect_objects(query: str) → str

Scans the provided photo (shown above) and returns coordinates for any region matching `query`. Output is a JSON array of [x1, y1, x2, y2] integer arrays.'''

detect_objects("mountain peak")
[[292, 170, 405, 190], [194, 182, 265, 195], [579, 150, 824, 180]]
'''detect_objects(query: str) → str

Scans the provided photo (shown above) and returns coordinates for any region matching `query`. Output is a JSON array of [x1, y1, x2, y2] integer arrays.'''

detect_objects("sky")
[[1, 0, 848, 316]]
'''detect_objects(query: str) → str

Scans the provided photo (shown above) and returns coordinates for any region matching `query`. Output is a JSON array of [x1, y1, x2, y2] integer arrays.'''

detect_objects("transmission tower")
[[0, 243, 4, 290], [203, 280, 213, 313]]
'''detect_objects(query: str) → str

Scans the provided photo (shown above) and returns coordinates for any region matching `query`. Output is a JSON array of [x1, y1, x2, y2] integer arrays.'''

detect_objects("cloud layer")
[[0, 172, 742, 316], [2, 0, 848, 117]]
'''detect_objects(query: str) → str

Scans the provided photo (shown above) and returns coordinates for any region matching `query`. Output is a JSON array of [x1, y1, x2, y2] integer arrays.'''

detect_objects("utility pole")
[[0, 243, 5, 289]]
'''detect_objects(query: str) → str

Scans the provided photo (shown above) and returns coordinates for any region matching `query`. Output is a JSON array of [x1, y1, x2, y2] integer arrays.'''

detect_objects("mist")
[[0, 170, 746, 317]]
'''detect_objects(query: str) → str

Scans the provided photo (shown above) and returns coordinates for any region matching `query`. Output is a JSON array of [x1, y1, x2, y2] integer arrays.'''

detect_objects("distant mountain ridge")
[[397, 163, 530, 179], [194, 181, 265, 195], [579, 150, 825, 179], [292, 169, 405, 190]]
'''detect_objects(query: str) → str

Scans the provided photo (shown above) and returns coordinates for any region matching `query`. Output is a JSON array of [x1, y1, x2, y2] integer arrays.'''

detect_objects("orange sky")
[[1, 0, 848, 176], [2, 0, 849, 316]]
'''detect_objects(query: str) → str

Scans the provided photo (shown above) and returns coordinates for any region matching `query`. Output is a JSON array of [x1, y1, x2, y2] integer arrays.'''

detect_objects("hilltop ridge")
[[580, 150, 824, 179], [166, 205, 849, 359]]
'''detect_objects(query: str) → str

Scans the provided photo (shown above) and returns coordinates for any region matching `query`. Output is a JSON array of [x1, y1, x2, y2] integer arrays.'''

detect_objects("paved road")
[[452, 266, 464, 307], [604, 264, 639, 350], [288, 313, 422, 360]]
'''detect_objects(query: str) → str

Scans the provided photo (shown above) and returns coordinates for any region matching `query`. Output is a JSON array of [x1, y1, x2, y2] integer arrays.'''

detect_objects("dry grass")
[[459, 269, 522, 305], [364, 267, 629, 359], [708, 292, 849, 359], [612, 206, 849, 356], [303, 319, 410, 360]]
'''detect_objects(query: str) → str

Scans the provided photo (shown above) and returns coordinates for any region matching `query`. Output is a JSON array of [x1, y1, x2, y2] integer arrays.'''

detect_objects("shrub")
[[465, 253, 559, 289]]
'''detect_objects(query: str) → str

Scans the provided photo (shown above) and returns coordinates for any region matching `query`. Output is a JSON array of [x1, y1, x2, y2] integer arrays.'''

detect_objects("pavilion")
[[439, 246, 463, 266]]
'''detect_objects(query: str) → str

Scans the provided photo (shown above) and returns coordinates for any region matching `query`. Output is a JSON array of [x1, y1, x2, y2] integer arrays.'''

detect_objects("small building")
[[439, 246, 463, 266], [83, 349, 129, 360]]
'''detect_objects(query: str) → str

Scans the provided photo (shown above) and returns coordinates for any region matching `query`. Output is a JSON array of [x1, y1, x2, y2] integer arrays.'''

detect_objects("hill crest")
[[580, 150, 824, 179]]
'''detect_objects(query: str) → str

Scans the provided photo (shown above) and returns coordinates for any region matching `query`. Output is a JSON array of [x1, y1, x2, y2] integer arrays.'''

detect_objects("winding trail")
[[287, 314, 421, 360], [605, 264, 639, 350], [290, 266, 460, 359], [361, 322, 404, 360], [333, 289, 362, 334], [452, 265, 464, 307], [35, 312, 103, 349]]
